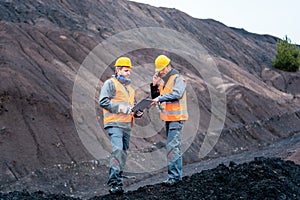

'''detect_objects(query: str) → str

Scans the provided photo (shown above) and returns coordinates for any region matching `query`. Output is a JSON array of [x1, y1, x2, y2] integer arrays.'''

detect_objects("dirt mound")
[[99, 157, 300, 200], [1, 157, 299, 200]]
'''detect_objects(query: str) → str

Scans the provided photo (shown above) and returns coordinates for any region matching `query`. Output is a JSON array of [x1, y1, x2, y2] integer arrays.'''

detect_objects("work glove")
[[134, 110, 144, 118], [118, 104, 132, 115]]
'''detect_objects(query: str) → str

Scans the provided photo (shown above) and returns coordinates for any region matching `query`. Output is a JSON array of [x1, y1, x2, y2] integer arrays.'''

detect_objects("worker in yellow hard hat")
[[151, 54, 188, 187], [99, 56, 143, 194]]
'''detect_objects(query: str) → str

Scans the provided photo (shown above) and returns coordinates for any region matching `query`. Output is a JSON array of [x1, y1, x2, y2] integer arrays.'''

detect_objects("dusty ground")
[[1, 157, 300, 200], [101, 157, 300, 200], [1, 133, 300, 200]]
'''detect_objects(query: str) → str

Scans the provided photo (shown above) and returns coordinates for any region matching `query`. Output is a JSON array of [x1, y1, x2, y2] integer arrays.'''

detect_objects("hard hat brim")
[[115, 65, 134, 68], [155, 65, 167, 72]]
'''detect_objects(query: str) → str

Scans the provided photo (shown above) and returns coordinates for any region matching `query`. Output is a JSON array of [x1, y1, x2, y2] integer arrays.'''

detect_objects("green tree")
[[272, 36, 300, 72]]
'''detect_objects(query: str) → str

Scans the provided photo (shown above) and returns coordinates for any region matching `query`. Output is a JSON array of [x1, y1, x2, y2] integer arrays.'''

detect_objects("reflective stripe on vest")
[[103, 78, 135, 126], [159, 74, 188, 121]]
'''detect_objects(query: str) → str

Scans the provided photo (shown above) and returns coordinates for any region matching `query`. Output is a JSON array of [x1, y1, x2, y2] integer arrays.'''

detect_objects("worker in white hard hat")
[[99, 57, 143, 194], [151, 55, 188, 187]]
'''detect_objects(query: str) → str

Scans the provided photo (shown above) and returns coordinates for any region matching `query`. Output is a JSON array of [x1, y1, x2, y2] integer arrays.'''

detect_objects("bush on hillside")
[[272, 36, 300, 72]]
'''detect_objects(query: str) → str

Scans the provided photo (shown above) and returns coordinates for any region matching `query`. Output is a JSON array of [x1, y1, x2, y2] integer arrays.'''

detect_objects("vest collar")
[[162, 68, 179, 83]]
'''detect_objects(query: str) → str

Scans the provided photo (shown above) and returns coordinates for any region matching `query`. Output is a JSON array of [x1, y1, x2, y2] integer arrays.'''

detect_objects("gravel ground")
[[1, 157, 299, 200]]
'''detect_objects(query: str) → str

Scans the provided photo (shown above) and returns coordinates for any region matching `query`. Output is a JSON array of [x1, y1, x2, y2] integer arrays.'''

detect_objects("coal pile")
[[0, 190, 80, 200], [1, 157, 300, 200]]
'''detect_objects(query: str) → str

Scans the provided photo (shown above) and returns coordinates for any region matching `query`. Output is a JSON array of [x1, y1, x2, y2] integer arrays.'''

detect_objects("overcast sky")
[[130, 0, 299, 44]]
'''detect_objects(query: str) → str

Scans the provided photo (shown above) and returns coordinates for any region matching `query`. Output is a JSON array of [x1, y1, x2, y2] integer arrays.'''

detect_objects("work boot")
[[109, 185, 124, 195], [162, 178, 180, 187]]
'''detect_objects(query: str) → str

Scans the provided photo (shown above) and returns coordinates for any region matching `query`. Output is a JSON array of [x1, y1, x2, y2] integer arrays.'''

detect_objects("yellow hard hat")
[[114, 57, 134, 68], [155, 55, 170, 72]]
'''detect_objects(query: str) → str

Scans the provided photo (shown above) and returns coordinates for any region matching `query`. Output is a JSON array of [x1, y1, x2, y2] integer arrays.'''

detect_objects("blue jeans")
[[166, 121, 184, 180], [105, 127, 130, 186]]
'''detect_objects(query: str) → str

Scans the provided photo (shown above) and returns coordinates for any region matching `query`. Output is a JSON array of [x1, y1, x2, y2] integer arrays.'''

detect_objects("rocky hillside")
[[1, 0, 300, 195]]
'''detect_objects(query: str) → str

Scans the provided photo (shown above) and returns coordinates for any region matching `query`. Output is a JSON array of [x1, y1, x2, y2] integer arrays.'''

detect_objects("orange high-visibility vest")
[[103, 78, 135, 126], [159, 74, 188, 121]]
